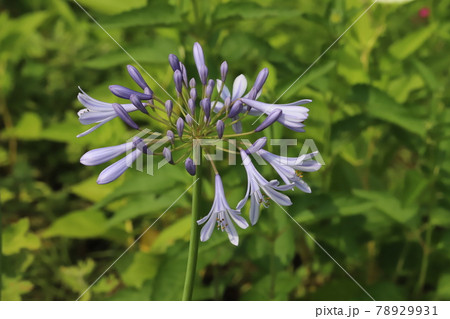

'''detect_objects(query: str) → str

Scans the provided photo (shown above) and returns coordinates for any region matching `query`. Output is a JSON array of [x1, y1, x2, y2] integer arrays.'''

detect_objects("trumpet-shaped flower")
[[241, 98, 311, 132], [198, 174, 249, 245], [237, 149, 293, 225], [258, 150, 321, 193]]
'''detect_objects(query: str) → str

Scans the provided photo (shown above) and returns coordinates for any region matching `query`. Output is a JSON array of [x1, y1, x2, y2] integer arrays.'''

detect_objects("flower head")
[[76, 42, 320, 245]]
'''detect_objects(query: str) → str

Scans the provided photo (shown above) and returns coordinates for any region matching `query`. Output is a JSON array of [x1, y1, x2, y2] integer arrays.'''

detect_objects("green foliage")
[[1, 0, 450, 301]]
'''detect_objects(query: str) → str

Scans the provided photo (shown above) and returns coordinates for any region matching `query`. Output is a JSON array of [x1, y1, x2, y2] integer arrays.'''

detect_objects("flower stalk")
[[182, 149, 202, 301]]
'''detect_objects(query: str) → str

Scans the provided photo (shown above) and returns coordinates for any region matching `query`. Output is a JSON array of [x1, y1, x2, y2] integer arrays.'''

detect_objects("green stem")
[[182, 154, 202, 301]]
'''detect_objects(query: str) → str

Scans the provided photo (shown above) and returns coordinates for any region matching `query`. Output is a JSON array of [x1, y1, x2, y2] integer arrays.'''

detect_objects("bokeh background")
[[1, 0, 449, 301]]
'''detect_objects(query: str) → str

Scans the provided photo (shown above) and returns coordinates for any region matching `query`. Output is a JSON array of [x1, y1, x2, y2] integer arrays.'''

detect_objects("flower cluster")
[[77, 42, 321, 245]]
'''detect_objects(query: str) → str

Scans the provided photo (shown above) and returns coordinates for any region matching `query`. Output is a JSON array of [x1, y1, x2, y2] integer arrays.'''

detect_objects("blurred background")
[[1, 0, 449, 301]]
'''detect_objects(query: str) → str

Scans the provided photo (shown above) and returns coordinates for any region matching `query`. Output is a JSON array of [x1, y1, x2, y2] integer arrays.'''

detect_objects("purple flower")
[[198, 174, 249, 245], [258, 150, 321, 193], [241, 98, 311, 132], [80, 141, 134, 166], [76, 88, 139, 137], [97, 148, 144, 184], [238, 150, 293, 225]]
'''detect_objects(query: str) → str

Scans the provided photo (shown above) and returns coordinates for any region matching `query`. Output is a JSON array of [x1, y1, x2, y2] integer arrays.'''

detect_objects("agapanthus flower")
[[198, 174, 249, 245], [76, 42, 321, 246], [237, 149, 294, 225], [257, 150, 322, 193]]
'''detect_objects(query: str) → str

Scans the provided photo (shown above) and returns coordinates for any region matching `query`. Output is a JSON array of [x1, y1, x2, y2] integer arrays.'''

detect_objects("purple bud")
[[245, 137, 267, 154], [166, 130, 175, 143], [168, 54, 180, 72], [112, 103, 139, 130], [163, 147, 174, 164], [129, 94, 148, 115], [190, 87, 197, 101], [255, 108, 282, 132], [127, 65, 149, 90], [185, 157, 196, 176], [253, 68, 269, 93], [185, 114, 193, 126], [189, 78, 196, 88], [133, 137, 151, 154], [216, 120, 224, 139], [228, 100, 243, 118], [199, 65, 208, 86], [176, 117, 185, 138], [206, 79, 215, 98], [220, 61, 228, 82], [165, 100, 173, 117], [173, 70, 183, 94], [200, 98, 211, 119], [180, 62, 188, 87], [193, 42, 205, 75], [109, 85, 152, 100], [188, 99, 195, 115]]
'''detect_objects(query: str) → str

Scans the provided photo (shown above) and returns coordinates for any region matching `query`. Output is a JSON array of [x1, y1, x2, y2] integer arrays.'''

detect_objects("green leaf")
[[389, 24, 436, 60], [150, 215, 191, 254], [151, 242, 187, 300], [2, 218, 40, 255], [274, 228, 295, 265], [71, 176, 120, 203], [437, 273, 450, 299], [101, 2, 181, 28], [352, 189, 418, 225], [43, 210, 109, 238], [106, 188, 189, 226], [120, 252, 159, 288], [212, 2, 299, 21], [3, 112, 42, 140], [1, 276, 33, 301], [59, 259, 95, 300], [83, 39, 178, 70], [354, 86, 427, 137], [75, 0, 147, 15]]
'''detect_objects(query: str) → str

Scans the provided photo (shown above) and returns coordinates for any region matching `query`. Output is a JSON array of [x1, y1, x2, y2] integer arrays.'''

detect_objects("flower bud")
[[190, 87, 197, 101], [112, 103, 139, 130], [130, 94, 148, 115], [163, 147, 174, 164], [176, 117, 185, 138], [166, 130, 175, 144], [168, 54, 180, 72], [220, 61, 228, 82], [216, 120, 224, 139], [127, 65, 149, 90], [189, 78, 196, 88], [200, 98, 211, 119], [245, 137, 267, 154], [185, 157, 196, 176], [228, 100, 243, 118], [188, 99, 195, 115], [173, 70, 183, 94], [165, 100, 173, 117], [255, 109, 282, 132], [206, 79, 215, 98], [109, 85, 152, 100]]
